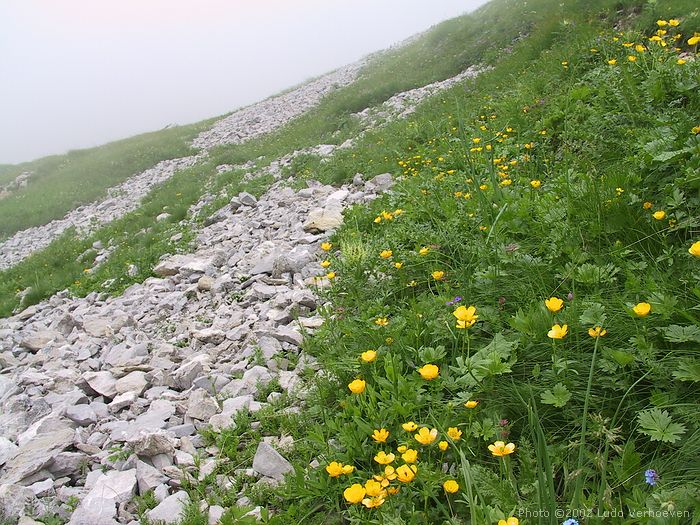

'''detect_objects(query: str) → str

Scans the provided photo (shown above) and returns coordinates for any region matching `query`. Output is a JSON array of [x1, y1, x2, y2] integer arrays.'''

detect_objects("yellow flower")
[[361, 350, 377, 363], [669, 19, 680, 26], [431, 270, 445, 281], [374, 216, 382, 223], [402, 421, 418, 432], [394, 262, 403, 269], [465, 400, 479, 409], [320, 260, 331, 268], [361, 495, 385, 509], [373, 451, 396, 465], [396, 464, 417, 483], [380, 250, 393, 259], [472, 137, 481, 144], [656, 19, 668, 27], [677, 58, 686, 65], [343, 483, 366, 504], [371, 429, 390, 443], [326, 461, 345, 477], [321, 242, 332, 251], [373, 465, 397, 487], [364, 479, 385, 498], [635, 44, 646, 52], [545, 297, 564, 312], [652, 210, 666, 220], [342, 464, 355, 474], [453, 305, 478, 329], [348, 379, 366, 394], [447, 427, 463, 441], [500, 179, 512, 187], [693, 125, 700, 134], [415, 427, 438, 445], [443, 480, 460, 494], [479, 184, 489, 190], [418, 364, 439, 380], [375, 317, 389, 326], [548, 324, 569, 340], [607, 58, 617, 65], [498, 518, 519, 525], [633, 302, 651, 317], [643, 201, 653, 209], [628, 55, 637, 62], [588, 326, 607, 338], [438, 441, 449, 451], [689, 241, 700, 257], [407, 280, 417, 287], [530, 179, 542, 188], [689, 34, 700, 46], [419, 247, 430, 256], [401, 448, 418, 463], [488, 441, 516, 457], [326, 272, 336, 280]]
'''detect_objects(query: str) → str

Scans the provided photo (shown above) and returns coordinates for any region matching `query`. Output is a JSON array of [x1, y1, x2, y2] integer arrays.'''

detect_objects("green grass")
[[0, 119, 215, 239], [170, 1, 699, 523]]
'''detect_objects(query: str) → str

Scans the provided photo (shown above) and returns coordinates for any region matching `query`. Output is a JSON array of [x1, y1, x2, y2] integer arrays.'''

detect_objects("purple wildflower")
[[644, 469, 658, 486], [563, 520, 579, 525], [446, 296, 462, 306]]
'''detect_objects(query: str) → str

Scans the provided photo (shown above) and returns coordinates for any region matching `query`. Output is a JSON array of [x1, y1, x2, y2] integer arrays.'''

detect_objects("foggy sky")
[[0, 1, 488, 164]]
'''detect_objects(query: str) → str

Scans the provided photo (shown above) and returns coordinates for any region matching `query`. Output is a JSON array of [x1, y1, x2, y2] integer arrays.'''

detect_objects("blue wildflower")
[[644, 469, 658, 486], [446, 296, 462, 305], [563, 519, 579, 525]]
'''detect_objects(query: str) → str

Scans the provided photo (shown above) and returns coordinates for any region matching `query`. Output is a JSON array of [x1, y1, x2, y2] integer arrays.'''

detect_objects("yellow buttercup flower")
[[396, 464, 417, 483], [361, 350, 377, 363], [588, 326, 607, 338], [643, 201, 653, 209], [343, 483, 366, 504], [341, 464, 355, 474], [374, 317, 389, 326], [373, 451, 396, 465], [498, 518, 519, 525], [364, 479, 384, 498], [397, 445, 407, 453], [656, 19, 668, 27], [418, 364, 439, 380], [419, 247, 430, 256], [488, 441, 516, 457], [380, 250, 393, 259], [628, 55, 637, 62], [453, 305, 478, 329], [321, 242, 332, 251], [689, 241, 700, 257], [320, 260, 331, 268], [548, 324, 568, 339], [530, 179, 542, 188], [677, 59, 686, 65], [348, 379, 366, 394], [431, 270, 445, 281], [443, 480, 459, 493], [652, 210, 666, 220], [438, 441, 449, 451], [414, 427, 438, 445], [371, 429, 390, 443], [633, 302, 651, 317], [401, 448, 418, 463], [465, 400, 479, 409], [447, 427, 463, 441], [361, 495, 385, 509], [635, 44, 646, 53], [326, 271, 336, 280], [326, 461, 345, 477], [394, 262, 403, 269], [402, 421, 418, 432], [545, 296, 564, 312], [689, 34, 700, 46], [373, 465, 397, 487], [669, 19, 680, 26], [607, 58, 617, 65]]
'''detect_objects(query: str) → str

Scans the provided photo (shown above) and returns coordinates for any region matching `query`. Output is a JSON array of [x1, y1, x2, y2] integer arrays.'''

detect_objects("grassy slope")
[[176, 1, 699, 524], [0, 120, 216, 239], [0, 0, 563, 317]]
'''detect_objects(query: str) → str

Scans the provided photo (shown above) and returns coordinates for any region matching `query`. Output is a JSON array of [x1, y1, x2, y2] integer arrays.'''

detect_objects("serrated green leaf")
[[661, 325, 700, 344], [608, 349, 635, 367], [637, 408, 686, 443], [579, 302, 606, 326], [673, 359, 700, 382], [540, 383, 571, 408]]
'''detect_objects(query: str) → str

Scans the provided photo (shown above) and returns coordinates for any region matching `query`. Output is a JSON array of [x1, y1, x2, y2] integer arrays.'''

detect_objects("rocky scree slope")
[[0, 171, 395, 524]]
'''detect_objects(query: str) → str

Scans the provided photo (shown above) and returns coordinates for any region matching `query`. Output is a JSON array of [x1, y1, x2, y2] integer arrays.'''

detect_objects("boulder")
[[252, 442, 293, 480]]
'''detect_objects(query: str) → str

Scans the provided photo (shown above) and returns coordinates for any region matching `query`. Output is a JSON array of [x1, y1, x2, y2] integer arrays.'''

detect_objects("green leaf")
[[579, 302, 606, 326], [637, 408, 686, 443], [661, 325, 700, 344], [673, 359, 700, 382], [607, 349, 635, 367], [540, 383, 571, 408]]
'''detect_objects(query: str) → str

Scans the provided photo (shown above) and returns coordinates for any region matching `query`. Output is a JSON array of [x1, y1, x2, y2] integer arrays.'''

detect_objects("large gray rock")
[[82, 313, 131, 337], [303, 199, 344, 233], [147, 491, 189, 524], [0, 483, 37, 518], [83, 371, 118, 398], [252, 442, 293, 480], [0, 437, 18, 467], [65, 405, 97, 426], [0, 427, 74, 485], [136, 460, 168, 494], [20, 330, 62, 353], [186, 389, 219, 421], [130, 432, 175, 457], [115, 371, 148, 395]]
